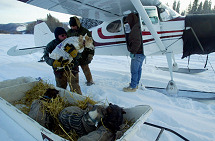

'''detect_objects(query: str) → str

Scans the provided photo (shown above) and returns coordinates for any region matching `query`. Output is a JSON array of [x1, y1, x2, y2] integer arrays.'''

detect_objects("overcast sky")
[[0, 0, 72, 24], [0, 0, 213, 24]]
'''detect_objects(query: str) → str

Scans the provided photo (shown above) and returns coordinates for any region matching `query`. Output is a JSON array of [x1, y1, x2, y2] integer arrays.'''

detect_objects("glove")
[[53, 57, 69, 68], [64, 44, 78, 58]]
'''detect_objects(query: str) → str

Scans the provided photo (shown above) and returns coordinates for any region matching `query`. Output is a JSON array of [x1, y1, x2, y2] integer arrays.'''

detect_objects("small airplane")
[[14, 0, 215, 95]]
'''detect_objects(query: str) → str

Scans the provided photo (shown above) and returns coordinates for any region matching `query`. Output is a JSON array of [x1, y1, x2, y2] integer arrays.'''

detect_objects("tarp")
[[182, 14, 215, 58]]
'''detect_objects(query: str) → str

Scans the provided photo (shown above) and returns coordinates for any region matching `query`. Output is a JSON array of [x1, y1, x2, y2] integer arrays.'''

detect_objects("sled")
[[0, 77, 152, 141]]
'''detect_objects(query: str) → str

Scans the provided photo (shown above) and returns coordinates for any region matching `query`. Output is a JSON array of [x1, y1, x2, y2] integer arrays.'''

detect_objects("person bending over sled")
[[43, 27, 82, 94]]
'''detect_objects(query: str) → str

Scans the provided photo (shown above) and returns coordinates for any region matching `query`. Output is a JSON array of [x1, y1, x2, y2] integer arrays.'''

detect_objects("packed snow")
[[0, 34, 215, 141]]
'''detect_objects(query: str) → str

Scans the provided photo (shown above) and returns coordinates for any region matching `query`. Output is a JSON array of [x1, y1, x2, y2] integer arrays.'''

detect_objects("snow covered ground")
[[0, 34, 215, 141]]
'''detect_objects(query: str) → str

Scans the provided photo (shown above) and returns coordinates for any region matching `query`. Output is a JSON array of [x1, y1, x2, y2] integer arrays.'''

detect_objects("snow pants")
[[54, 70, 82, 95], [80, 64, 93, 83]]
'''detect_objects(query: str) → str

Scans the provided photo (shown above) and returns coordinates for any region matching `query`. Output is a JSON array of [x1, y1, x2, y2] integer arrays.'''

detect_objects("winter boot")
[[123, 86, 137, 92], [85, 81, 95, 86]]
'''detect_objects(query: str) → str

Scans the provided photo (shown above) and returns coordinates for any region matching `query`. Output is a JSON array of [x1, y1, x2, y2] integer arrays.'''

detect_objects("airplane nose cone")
[[182, 14, 215, 58]]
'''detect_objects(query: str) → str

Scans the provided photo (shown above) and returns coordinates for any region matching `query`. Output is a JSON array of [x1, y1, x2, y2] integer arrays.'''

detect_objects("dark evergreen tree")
[[203, 0, 209, 13], [208, 0, 212, 13], [187, 2, 192, 14], [181, 10, 186, 16], [197, 2, 203, 14], [45, 14, 63, 32], [173, 0, 177, 10], [191, 0, 199, 14], [25, 21, 37, 34], [176, 1, 181, 13]]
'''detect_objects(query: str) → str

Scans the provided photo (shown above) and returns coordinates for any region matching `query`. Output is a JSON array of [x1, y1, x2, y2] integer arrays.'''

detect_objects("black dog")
[[102, 103, 126, 133]]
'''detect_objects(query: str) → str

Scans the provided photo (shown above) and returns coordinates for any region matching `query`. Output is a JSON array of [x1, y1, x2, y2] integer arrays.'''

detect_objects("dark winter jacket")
[[67, 26, 91, 37], [67, 26, 95, 65], [126, 13, 143, 54], [43, 39, 79, 72], [43, 39, 60, 68]]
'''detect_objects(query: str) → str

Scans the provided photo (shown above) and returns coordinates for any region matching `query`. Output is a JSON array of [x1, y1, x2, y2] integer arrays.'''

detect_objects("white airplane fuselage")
[[91, 6, 185, 57]]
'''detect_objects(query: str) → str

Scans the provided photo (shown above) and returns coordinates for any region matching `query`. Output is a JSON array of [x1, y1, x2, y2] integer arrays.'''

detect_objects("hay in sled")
[[0, 77, 152, 141]]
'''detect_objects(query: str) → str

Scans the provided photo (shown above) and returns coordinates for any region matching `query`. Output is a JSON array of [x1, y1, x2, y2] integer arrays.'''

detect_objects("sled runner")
[[156, 66, 208, 74]]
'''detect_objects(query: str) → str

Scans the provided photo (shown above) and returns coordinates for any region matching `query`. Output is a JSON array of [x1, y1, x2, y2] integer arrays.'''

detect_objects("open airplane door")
[[123, 7, 161, 56], [139, 6, 161, 56], [123, 13, 143, 53]]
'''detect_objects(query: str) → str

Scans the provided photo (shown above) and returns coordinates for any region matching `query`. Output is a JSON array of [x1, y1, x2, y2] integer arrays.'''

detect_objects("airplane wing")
[[18, 0, 161, 21]]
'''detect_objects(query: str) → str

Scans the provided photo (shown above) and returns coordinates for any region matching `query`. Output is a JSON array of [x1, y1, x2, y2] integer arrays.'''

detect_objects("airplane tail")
[[34, 21, 55, 47]]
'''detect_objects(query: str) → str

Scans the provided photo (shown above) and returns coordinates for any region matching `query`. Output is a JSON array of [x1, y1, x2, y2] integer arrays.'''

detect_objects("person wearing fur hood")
[[67, 16, 95, 86]]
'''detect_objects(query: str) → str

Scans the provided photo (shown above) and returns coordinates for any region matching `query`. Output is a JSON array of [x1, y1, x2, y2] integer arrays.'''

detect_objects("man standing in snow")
[[123, 13, 145, 92], [43, 27, 82, 95], [67, 16, 95, 86]]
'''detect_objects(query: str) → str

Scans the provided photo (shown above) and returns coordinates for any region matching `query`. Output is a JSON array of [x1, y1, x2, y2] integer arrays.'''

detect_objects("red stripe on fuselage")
[[97, 27, 183, 39], [94, 34, 182, 47]]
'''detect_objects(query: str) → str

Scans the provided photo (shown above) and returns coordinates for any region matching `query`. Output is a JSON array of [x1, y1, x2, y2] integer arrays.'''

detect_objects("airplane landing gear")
[[166, 52, 179, 96], [172, 62, 178, 71], [166, 80, 178, 96]]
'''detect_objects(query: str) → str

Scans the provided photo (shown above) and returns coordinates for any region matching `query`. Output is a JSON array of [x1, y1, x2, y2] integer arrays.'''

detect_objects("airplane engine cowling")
[[182, 14, 215, 59]]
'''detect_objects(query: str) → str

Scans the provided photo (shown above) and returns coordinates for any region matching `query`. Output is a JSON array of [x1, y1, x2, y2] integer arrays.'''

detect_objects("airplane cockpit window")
[[106, 20, 122, 33], [157, 3, 180, 21], [141, 8, 159, 25]]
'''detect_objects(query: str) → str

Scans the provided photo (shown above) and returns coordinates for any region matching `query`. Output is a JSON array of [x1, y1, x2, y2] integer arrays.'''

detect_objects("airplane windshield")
[[157, 3, 180, 21]]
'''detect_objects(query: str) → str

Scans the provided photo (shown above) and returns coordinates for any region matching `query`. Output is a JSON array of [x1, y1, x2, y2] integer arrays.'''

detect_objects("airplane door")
[[123, 6, 161, 55], [140, 6, 161, 55], [123, 13, 143, 54]]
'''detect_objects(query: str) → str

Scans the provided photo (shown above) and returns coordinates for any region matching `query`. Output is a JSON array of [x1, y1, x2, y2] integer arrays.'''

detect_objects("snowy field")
[[0, 34, 215, 141]]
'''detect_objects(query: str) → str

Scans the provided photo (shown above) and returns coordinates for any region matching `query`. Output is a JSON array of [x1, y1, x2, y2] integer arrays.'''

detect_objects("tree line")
[[25, 14, 102, 34], [25, 14, 69, 34], [171, 0, 215, 15]]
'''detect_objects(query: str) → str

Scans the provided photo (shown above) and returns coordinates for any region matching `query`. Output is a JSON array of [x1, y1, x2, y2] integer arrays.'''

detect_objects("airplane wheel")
[[172, 63, 179, 71], [166, 80, 178, 96]]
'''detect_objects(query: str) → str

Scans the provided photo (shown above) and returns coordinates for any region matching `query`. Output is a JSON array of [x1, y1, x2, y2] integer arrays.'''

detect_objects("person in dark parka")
[[67, 16, 95, 86], [43, 27, 82, 94], [123, 13, 145, 92]]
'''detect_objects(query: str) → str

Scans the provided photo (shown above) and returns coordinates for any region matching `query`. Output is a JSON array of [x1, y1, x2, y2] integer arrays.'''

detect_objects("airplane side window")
[[106, 20, 122, 33]]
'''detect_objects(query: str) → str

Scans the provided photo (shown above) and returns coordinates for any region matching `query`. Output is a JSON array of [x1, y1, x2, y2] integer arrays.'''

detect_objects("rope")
[[101, 118, 112, 133], [165, 37, 182, 50], [190, 27, 204, 53], [199, 55, 215, 74], [58, 124, 74, 141], [208, 58, 215, 74]]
